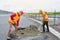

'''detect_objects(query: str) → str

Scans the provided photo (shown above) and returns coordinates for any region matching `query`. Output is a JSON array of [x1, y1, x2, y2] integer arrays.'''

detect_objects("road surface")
[[0, 13, 60, 40]]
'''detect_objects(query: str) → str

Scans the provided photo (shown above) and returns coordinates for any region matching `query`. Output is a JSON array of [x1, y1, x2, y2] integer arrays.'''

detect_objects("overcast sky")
[[0, 0, 60, 12]]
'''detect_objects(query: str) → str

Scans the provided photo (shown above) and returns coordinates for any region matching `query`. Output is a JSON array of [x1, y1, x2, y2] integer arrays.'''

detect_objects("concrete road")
[[0, 14, 60, 40]]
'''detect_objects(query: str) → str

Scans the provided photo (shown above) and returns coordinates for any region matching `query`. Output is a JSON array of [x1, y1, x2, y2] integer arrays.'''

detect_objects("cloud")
[[0, 0, 60, 12]]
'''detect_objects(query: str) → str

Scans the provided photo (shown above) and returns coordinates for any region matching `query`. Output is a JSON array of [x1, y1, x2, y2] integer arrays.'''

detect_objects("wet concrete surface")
[[0, 14, 60, 40]]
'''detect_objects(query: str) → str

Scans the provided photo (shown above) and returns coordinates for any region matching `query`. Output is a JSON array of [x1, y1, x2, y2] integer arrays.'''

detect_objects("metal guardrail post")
[[54, 10, 56, 26]]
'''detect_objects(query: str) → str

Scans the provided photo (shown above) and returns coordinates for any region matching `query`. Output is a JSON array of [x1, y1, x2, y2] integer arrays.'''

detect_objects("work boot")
[[7, 36, 11, 40], [46, 30, 50, 32]]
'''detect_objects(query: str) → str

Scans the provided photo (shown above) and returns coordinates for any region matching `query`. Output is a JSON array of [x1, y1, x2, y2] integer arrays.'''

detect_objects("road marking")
[[29, 18, 60, 39]]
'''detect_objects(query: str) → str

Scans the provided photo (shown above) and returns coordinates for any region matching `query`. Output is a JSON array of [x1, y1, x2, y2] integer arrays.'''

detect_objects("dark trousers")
[[43, 21, 49, 32]]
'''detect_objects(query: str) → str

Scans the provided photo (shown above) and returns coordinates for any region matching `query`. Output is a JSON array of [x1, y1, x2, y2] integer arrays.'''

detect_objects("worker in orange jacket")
[[39, 10, 49, 32], [7, 11, 24, 40]]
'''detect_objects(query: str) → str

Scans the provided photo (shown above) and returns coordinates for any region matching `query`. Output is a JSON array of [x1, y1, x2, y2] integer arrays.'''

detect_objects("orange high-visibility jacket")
[[41, 11, 48, 21], [8, 12, 20, 26]]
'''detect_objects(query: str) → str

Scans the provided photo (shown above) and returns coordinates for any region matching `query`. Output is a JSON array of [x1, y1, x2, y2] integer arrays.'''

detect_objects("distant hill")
[[0, 10, 12, 14]]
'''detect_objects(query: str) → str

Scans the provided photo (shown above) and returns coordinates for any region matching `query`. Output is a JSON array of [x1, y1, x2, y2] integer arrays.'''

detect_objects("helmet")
[[39, 9, 43, 12], [19, 11, 24, 15]]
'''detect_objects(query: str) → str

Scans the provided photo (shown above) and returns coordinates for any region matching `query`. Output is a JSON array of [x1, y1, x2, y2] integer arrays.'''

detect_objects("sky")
[[0, 0, 60, 12]]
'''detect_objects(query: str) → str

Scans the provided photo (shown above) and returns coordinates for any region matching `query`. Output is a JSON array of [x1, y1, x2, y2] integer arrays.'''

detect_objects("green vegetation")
[[26, 12, 60, 16], [47, 12, 60, 15]]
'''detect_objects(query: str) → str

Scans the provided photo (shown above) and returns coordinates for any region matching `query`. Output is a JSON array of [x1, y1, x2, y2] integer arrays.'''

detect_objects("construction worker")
[[7, 11, 24, 40], [39, 10, 49, 32]]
